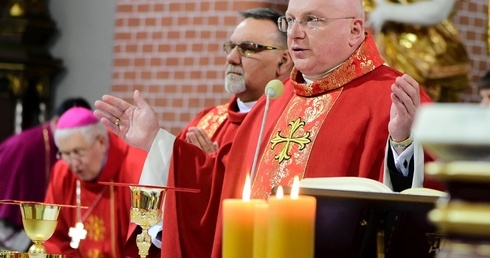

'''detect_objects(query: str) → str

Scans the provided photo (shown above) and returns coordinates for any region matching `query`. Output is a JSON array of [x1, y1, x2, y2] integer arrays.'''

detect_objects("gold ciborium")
[[129, 186, 165, 258], [20, 203, 61, 254]]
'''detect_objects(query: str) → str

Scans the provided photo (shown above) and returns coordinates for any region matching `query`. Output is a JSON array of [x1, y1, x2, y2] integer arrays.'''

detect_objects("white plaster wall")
[[48, 0, 116, 109]]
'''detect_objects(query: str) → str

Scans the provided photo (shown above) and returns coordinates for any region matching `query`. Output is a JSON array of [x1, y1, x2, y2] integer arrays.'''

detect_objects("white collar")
[[236, 98, 257, 113]]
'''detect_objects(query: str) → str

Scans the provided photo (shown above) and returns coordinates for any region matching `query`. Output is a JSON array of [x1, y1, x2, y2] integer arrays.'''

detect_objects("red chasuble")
[[160, 34, 433, 258], [162, 96, 250, 257], [126, 96, 249, 257], [44, 132, 146, 257]]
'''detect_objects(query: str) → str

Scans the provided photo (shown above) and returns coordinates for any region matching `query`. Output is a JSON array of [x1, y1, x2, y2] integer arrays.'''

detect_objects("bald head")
[[285, 0, 366, 78], [329, 0, 365, 19]]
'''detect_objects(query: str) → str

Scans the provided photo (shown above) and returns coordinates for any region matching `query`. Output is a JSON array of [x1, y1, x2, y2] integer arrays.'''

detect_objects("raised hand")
[[388, 74, 420, 152], [94, 90, 160, 151]]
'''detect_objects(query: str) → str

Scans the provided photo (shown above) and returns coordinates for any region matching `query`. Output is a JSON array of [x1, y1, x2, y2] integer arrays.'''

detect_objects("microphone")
[[265, 79, 284, 99], [250, 79, 285, 179]]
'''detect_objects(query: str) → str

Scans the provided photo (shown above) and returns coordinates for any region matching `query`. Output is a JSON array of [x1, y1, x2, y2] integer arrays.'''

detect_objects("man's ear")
[[97, 134, 107, 145], [276, 50, 292, 77], [349, 19, 364, 46]]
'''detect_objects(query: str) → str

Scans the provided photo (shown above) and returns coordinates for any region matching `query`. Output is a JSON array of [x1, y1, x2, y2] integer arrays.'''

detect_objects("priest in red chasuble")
[[43, 107, 146, 257], [125, 7, 294, 257], [0, 97, 90, 252], [94, 0, 440, 257]]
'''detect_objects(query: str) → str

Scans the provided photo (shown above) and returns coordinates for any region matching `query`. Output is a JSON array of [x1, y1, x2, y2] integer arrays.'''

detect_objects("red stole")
[[195, 103, 230, 138], [177, 96, 247, 146]]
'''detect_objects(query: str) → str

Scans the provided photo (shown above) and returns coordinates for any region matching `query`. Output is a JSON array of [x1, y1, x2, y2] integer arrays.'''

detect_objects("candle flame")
[[242, 174, 251, 201], [291, 176, 300, 199], [276, 186, 284, 199]]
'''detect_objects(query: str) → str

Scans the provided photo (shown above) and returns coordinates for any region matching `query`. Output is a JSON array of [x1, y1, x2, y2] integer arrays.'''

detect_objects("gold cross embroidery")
[[87, 249, 104, 258], [85, 216, 106, 242], [270, 118, 311, 163]]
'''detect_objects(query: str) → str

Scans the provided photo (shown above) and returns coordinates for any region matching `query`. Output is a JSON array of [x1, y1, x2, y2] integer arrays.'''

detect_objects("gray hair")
[[240, 8, 287, 48], [54, 122, 108, 147]]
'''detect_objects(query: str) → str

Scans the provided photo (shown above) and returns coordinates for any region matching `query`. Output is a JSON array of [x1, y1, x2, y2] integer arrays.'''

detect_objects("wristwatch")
[[389, 135, 413, 148]]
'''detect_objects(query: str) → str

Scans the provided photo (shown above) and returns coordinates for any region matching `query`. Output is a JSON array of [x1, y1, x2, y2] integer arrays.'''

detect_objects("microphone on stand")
[[264, 79, 284, 99], [250, 79, 285, 179]]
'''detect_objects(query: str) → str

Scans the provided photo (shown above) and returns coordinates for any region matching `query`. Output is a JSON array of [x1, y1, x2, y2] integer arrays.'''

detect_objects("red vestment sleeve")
[[43, 161, 79, 256], [160, 140, 231, 258]]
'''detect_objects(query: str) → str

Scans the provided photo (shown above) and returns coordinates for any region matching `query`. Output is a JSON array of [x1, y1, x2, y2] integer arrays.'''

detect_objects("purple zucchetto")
[[56, 107, 99, 129]]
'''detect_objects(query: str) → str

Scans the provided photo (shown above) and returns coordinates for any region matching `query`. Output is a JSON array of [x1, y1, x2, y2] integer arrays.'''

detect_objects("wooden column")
[[0, 0, 61, 141]]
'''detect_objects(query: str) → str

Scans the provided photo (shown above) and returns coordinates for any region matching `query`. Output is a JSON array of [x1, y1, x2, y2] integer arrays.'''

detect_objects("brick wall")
[[112, 0, 287, 135], [453, 0, 490, 102], [112, 0, 489, 134]]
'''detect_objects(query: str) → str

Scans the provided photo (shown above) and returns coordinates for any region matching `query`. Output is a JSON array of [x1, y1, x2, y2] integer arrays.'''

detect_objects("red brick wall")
[[112, 0, 287, 135], [453, 0, 490, 102], [112, 0, 489, 134]]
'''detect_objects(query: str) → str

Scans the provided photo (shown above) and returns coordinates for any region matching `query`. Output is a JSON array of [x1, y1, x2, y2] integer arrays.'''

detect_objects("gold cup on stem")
[[129, 186, 165, 258], [20, 203, 61, 255]]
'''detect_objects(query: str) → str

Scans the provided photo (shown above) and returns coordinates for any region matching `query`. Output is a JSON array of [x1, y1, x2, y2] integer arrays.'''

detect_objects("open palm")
[[94, 90, 160, 151]]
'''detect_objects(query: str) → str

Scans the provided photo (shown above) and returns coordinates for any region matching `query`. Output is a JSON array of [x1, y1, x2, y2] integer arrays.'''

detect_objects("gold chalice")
[[129, 186, 165, 258], [97, 182, 200, 258], [20, 203, 60, 254]]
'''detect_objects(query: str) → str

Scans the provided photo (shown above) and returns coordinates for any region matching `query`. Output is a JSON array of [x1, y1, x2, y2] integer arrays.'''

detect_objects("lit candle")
[[223, 175, 266, 258], [266, 176, 316, 258]]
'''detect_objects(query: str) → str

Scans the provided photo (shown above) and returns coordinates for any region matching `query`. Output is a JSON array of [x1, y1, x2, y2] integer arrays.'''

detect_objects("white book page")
[[300, 177, 447, 197], [400, 187, 447, 197], [299, 177, 393, 193]]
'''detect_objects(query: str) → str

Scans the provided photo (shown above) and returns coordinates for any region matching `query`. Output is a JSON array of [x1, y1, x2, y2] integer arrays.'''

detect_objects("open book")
[[297, 177, 446, 258], [299, 177, 446, 197]]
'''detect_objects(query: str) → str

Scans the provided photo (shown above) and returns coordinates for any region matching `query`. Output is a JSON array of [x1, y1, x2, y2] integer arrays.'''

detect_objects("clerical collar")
[[236, 98, 256, 113], [302, 63, 343, 84], [290, 33, 385, 97]]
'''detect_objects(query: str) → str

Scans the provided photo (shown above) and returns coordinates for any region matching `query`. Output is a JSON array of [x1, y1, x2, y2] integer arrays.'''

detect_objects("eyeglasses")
[[277, 15, 355, 32], [57, 141, 97, 162], [223, 41, 283, 57]]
